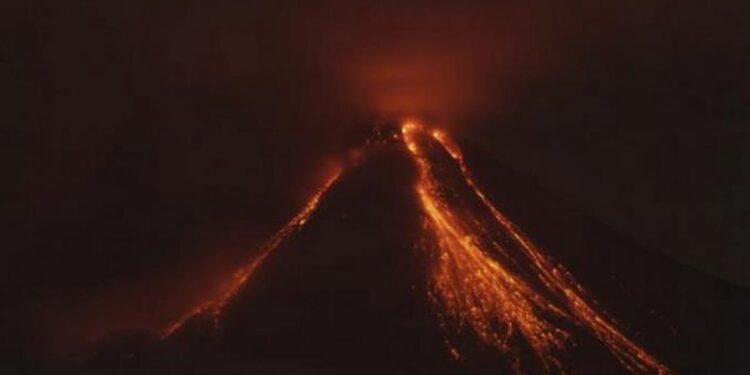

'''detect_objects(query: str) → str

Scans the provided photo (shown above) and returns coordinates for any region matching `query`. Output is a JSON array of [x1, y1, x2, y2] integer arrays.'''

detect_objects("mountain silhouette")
[[64, 132, 748, 375]]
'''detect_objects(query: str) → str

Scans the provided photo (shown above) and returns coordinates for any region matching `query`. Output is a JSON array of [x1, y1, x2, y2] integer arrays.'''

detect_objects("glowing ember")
[[160, 169, 342, 339], [402, 121, 673, 375]]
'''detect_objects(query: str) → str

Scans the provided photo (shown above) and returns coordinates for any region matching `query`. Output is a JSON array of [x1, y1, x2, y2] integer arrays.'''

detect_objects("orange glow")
[[160, 168, 343, 339], [402, 122, 673, 374]]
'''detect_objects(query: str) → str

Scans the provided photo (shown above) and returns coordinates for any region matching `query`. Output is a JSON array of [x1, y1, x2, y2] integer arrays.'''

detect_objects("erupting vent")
[[160, 120, 673, 375]]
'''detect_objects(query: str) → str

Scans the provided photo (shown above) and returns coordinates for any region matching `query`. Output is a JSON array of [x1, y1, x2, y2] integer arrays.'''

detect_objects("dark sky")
[[3, 0, 749, 358]]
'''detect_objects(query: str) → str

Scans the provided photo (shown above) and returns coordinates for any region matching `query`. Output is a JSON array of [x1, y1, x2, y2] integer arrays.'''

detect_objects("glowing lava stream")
[[402, 122, 673, 375], [160, 169, 343, 339]]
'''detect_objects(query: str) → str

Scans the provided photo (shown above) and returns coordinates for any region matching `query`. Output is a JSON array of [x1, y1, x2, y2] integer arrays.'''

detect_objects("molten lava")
[[402, 121, 673, 375], [160, 169, 342, 338], [155, 121, 672, 375]]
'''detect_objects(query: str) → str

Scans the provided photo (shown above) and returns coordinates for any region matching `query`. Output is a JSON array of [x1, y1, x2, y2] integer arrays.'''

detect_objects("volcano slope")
[[68, 135, 747, 375]]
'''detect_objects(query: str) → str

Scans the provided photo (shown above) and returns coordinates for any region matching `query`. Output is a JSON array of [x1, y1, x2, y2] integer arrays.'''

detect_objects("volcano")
[[62, 123, 747, 375]]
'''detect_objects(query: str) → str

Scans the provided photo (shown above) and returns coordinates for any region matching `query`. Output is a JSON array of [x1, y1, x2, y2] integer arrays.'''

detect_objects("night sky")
[[4, 0, 749, 365]]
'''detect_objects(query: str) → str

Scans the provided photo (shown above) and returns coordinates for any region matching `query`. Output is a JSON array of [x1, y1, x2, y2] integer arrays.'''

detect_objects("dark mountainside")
[[47, 142, 749, 375]]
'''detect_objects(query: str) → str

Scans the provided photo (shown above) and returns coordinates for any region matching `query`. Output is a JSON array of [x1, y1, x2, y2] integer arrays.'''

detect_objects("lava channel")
[[402, 121, 673, 375], [160, 169, 343, 339]]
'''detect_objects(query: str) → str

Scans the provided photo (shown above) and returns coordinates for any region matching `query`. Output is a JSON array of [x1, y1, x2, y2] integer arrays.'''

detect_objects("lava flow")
[[160, 168, 343, 339], [154, 121, 672, 374], [402, 121, 673, 375]]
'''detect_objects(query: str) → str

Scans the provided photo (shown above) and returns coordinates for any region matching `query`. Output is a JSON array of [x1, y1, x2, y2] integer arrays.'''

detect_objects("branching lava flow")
[[402, 121, 673, 374], [155, 121, 673, 375]]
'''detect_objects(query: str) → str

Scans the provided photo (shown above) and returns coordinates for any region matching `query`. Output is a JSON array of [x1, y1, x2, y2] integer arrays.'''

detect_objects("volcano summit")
[[55, 122, 748, 375]]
